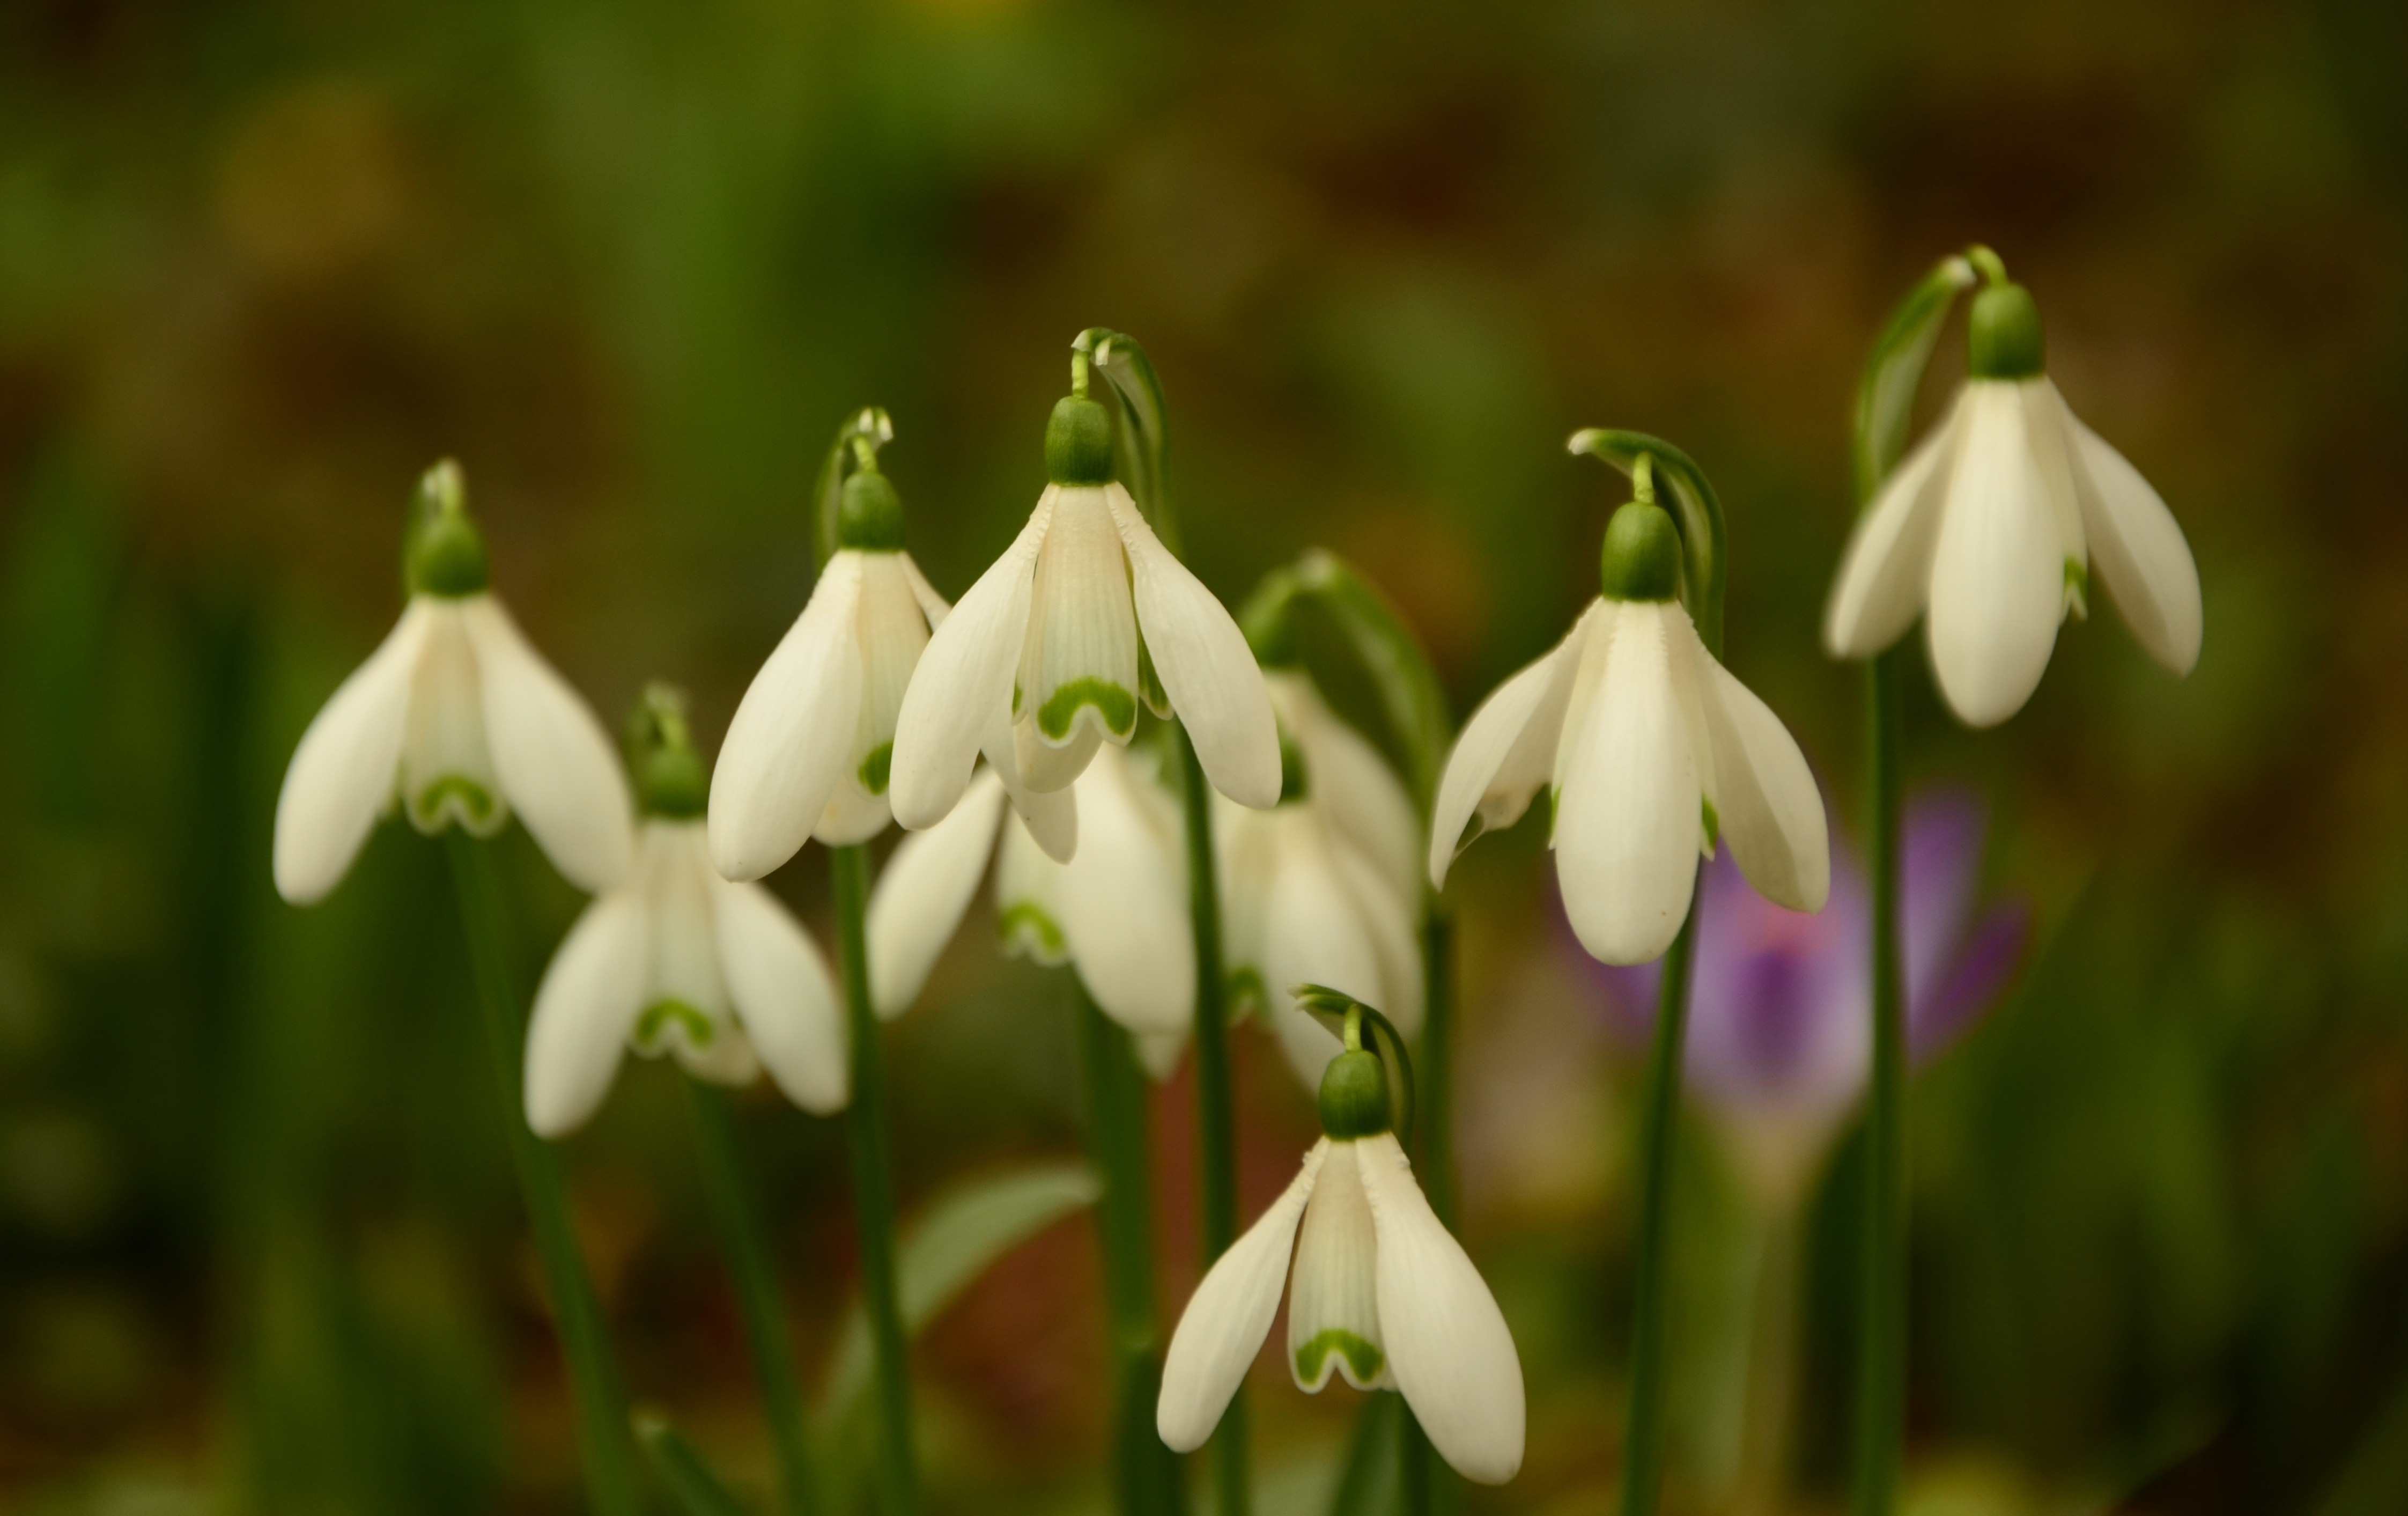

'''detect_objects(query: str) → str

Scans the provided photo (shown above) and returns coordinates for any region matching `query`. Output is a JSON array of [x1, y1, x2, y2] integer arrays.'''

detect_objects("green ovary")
[[1037, 677, 1135, 741], [858, 741, 893, 796], [635, 999, 715, 1053], [1296, 1329, 1385, 1389]]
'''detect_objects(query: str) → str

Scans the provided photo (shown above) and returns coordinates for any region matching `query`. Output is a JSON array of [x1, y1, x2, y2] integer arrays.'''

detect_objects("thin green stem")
[[1733, 1201, 1803, 1516], [1074, 982, 1187, 1515], [684, 1082, 822, 1516], [1175, 724, 1246, 1516], [1617, 899, 1700, 1516], [1852, 648, 1909, 1516], [443, 834, 641, 1516], [831, 843, 918, 1516]]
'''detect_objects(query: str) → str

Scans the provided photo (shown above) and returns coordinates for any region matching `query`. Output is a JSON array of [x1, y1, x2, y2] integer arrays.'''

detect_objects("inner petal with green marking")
[[1016, 484, 1140, 763], [1294, 1329, 1385, 1391], [634, 998, 717, 1054]]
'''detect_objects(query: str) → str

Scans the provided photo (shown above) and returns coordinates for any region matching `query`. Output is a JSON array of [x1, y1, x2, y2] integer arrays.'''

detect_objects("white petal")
[[983, 703, 1079, 863], [674, 1020, 762, 1087], [1259, 813, 1388, 1086], [272, 600, 431, 904], [1158, 1141, 1328, 1452], [1287, 1141, 1388, 1390], [2052, 385, 2202, 675], [1680, 620, 1829, 913], [890, 498, 1050, 830], [459, 596, 636, 893], [641, 822, 731, 1021], [715, 876, 848, 1114], [400, 602, 507, 837], [1133, 1029, 1188, 1081], [1824, 391, 1966, 658], [1328, 836, 1424, 1039], [995, 807, 1073, 966], [1212, 799, 1279, 1015], [866, 770, 1007, 1019], [1925, 381, 2066, 728], [1427, 604, 1597, 891], [1358, 1132, 1524, 1484], [814, 552, 932, 847], [1013, 713, 1105, 794], [711, 555, 867, 879], [2020, 379, 2087, 573], [1554, 603, 1700, 966], [1016, 484, 1141, 763], [1058, 746, 1194, 1036], [896, 550, 951, 629], [524, 891, 649, 1138], [1274, 673, 1421, 917], [1104, 485, 1280, 810]]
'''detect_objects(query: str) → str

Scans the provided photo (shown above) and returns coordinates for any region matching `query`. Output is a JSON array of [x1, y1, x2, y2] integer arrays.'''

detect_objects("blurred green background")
[[3, 0, 2405, 1511]]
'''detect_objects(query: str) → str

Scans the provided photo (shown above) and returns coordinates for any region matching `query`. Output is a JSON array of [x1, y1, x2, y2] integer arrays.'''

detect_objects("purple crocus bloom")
[[1581, 791, 2027, 1205]]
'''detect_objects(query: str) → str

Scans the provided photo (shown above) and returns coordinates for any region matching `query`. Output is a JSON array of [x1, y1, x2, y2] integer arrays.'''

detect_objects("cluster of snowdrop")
[[268, 255, 2197, 1505]]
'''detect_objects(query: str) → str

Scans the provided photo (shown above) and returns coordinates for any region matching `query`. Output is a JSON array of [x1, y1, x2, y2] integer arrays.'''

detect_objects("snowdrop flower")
[[889, 386, 1279, 837], [272, 461, 632, 906], [711, 452, 1075, 881], [1158, 994, 1524, 1484], [1220, 672, 1424, 1086], [867, 743, 1193, 1075], [1824, 255, 2203, 727], [1431, 497, 1830, 966], [525, 687, 846, 1137]]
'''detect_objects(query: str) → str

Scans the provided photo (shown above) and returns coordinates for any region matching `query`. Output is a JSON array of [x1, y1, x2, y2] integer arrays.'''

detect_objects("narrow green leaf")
[[1565, 429, 1730, 658], [634, 1412, 755, 1516], [1852, 254, 1976, 507], [819, 1162, 1103, 1423], [1326, 1391, 1406, 1516]]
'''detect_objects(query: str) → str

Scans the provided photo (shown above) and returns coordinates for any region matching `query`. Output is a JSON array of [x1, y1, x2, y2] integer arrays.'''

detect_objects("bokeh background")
[[4, 0, 2405, 1511]]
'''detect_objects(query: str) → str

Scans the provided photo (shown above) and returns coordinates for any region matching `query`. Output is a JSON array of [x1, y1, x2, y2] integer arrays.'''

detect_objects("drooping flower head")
[[272, 460, 632, 904], [889, 352, 1280, 836], [1219, 671, 1425, 1086], [1824, 247, 2203, 727], [1158, 989, 1525, 1484], [521, 685, 847, 1137], [1431, 462, 1830, 966], [1584, 791, 2028, 1206], [866, 743, 1193, 1072], [711, 412, 1076, 882]]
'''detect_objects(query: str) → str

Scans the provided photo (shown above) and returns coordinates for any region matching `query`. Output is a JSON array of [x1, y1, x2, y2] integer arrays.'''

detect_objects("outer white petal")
[[459, 596, 636, 893], [2020, 379, 2087, 576], [1212, 798, 1279, 1015], [1426, 603, 1598, 891], [1358, 1132, 1524, 1484], [273, 600, 433, 904], [711, 555, 867, 878], [1680, 620, 1829, 913], [1104, 485, 1280, 810], [1925, 381, 2065, 728], [715, 877, 848, 1114], [896, 550, 951, 629], [1824, 389, 1966, 658], [890, 498, 1051, 830], [866, 770, 1007, 1019], [815, 553, 929, 847], [1260, 814, 1389, 1086], [2051, 385, 2202, 675], [524, 891, 649, 1138], [1158, 1142, 1328, 1452], [984, 702, 1077, 863], [995, 809, 1073, 966], [1287, 1141, 1388, 1390], [1058, 746, 1193, 1036], [1329, 836, 1424, 1038], [1133, 1030, 1188, 1081], [1554, 603, 1699, 966], [1274, 673, 1421, 915]]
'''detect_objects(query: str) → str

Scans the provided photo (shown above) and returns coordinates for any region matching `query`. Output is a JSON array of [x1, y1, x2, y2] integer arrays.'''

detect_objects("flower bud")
[[1318, 1048, 1391, 1139], [1598, 501, 1682, 602], [837, 465, 906, 551], [403, 459, 489, 598], [1968, 282, 2045, 381], [1046, 395, 1116, 486], [627, 683, 708, 820]]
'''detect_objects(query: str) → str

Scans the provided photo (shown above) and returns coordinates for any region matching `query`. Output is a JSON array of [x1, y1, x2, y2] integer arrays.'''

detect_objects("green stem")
[[1733, 1201, 1803, 1516], [443, 833, 642, 1516], [831, 843, 919, 1516], [1074, 983, 1187, 1515], [684, 1081, 822, 1516], [636, 1414, 754, 1516], [1617, 899, 1700, 1516], [1852, 648, 1909, 1515], [1175, 723, 1247, 1516]]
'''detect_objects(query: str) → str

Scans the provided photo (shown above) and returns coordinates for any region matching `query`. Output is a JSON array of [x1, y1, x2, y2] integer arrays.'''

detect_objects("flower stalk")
[[445, 833, 641, 1516], [684, 1081, 823, 1516], [1616, 911, 1698, 1516], [831, 841, 919, 1516]]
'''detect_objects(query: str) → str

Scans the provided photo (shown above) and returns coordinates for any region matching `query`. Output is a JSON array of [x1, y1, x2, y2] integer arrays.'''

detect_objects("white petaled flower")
[[1430, 500, 1830, 967], [525, 690, 847, 1137], [273, 461, 633, 906], [1219, 672, 1424, 1086], [1158, 1029, 1525, 1485], [710, 461, 1076, 882], [888, 392, 1279, 839], [1823, 274, 2203, 728], [867, 743, 1193, 1074]]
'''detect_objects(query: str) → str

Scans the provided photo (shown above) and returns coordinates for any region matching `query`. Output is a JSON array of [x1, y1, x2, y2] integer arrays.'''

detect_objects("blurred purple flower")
[[1576, 791, 2028, 1202]]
